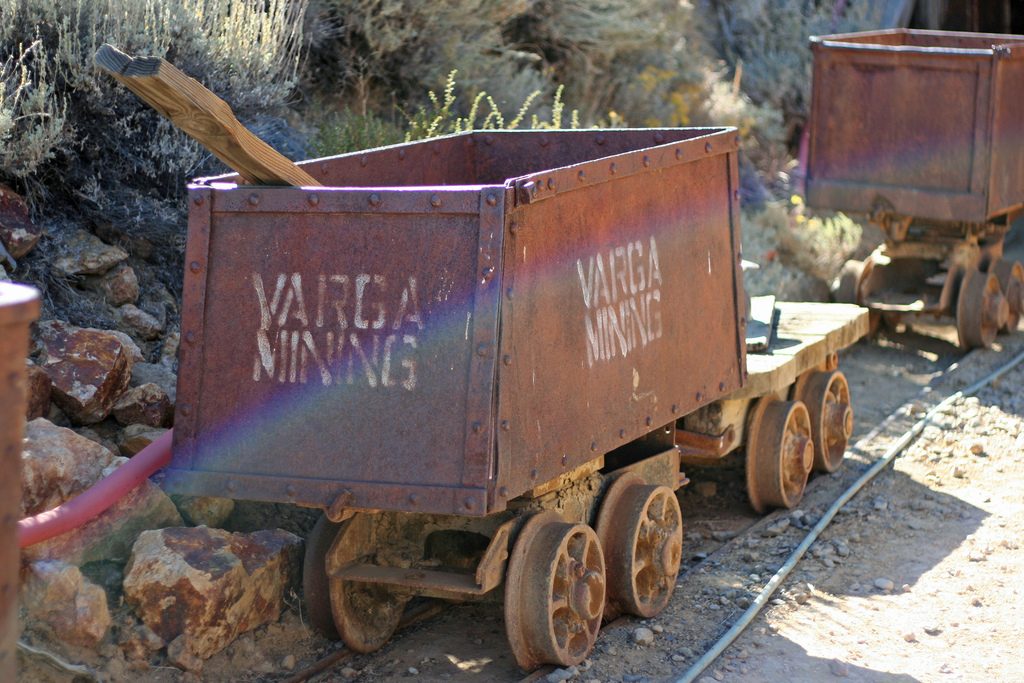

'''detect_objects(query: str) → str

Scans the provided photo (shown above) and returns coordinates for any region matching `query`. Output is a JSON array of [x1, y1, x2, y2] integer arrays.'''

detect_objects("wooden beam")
[[95, 44, 320, 187]]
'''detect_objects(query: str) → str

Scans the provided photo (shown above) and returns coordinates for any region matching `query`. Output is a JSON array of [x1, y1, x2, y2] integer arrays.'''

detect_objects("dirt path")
[[705, 351, 1024, 683]]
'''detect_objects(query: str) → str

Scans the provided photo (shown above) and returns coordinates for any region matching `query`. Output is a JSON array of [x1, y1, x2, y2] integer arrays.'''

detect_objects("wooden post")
[[95, 44, 320, 187]]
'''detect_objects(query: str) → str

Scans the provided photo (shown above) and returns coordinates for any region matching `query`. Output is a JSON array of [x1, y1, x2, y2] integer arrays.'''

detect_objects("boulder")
[[21, 418, 117, 516], [118, 622, 165, 663], [83, 262, 139, 306], [23, 457, 183, 566], [160, 330, 180, 368], [0, 183, 41, 258], [123, 527, 302, 661], [36, 320, 134, 424], [52, 229, 127, 276], [116, 304, 164, 341], [73, 425, 121, 459], [171, 495, 235, 528], [118, 424, 168, 456], [106, 329, 144, 363], [21, 560, 111, 648], [25, 359, 52, 420], [112, 383, 173, 428], [131, 362, 177, 403]]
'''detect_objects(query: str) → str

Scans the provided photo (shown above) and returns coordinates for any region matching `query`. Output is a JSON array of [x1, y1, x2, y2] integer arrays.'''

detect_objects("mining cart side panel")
[[807, 42, 992, 222], [169, 187, 500, 515], [493, 136, 745, 506], [988, 43, 1024, 218]]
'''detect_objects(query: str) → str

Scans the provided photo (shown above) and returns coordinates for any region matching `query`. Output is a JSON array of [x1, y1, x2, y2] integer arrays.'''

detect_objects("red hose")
[[18, 429, 174, 548]]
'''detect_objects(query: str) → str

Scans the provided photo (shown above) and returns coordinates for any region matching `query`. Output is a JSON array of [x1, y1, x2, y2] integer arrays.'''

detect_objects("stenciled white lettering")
[[252, 272, 423, 390], [578, 236, 664, 367]]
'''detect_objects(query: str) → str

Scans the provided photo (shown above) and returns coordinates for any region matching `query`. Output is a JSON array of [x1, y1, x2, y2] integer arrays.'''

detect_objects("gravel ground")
[[19, 329, 1020, 683]]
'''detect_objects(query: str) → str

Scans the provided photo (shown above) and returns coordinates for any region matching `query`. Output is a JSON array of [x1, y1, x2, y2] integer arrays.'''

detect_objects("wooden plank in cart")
[[731, 302, 868, 400], [95, 44, 320, 187]]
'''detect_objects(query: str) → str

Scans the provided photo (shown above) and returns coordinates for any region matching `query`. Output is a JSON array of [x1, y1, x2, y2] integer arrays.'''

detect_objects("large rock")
[[171, 495, 235, 528], [123, 527, 302, 661], [118, 424, 168, 457], [53, 229, 127, 276], [25, 359, 52, 420], [21, 418, 117, 517], [23, 458, 183, 566], [116, 303, 164, 341], [0, 183, 41, 258], [36, 320, 134, 424], [131, 362, 177, 403], [83, 262, 139, 306], [112, 383, 173, 428], [106, 329, 144, 363], [22, 560, 111, 648]]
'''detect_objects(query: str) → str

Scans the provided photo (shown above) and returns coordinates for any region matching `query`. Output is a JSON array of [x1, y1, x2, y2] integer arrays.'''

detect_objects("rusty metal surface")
[[494, 129, 745, 506], [807, 29, 1024, 223], [167, 128, 745, 517], [0, 282, 41, 682]]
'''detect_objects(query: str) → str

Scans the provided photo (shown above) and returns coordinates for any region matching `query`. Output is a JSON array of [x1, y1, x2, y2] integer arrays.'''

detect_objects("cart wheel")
[[595, 474, 682, 620], [793, 370, 853, 473], [327, 513, 408, 653], [303, 514, 341, 639], [956, 268, 1007, 349], [505, 511, 606, 671], [745, 397, 814, 513], [988, 259, 1024, 332]]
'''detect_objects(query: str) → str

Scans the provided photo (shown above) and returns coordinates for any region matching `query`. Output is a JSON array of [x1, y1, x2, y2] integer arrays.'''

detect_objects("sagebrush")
[[0, 0, 305, 205]]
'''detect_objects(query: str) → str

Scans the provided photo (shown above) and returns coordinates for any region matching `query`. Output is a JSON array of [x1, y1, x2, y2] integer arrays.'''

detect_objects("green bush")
[[312, 71, 581, 157]]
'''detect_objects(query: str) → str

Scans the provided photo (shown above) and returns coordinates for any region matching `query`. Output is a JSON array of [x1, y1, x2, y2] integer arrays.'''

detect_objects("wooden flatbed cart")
[[678, 299, 869, 512], [806, 29, 1024, 348]]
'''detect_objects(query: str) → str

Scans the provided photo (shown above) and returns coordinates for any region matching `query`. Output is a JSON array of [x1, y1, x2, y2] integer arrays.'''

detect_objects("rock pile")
[[5, 186, 307, 675]]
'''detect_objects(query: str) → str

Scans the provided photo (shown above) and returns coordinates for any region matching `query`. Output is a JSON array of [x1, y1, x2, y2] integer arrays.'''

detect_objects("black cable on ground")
[[676, 348, 1024, 683]]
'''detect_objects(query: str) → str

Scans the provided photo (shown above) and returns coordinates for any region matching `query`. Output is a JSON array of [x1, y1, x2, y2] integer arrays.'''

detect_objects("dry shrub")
[[0, 0, 306, 206], [303, 0, 725, 129], [303, 0, 547, 116], [741, 198, 863, 301], [697, 0, 882, 188]]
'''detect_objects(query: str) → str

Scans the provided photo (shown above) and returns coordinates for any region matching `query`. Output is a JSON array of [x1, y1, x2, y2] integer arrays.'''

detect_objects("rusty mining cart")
[[806, 28, 1024, 349], [93, 45, 868, 670], [162, 128, 866, 669]]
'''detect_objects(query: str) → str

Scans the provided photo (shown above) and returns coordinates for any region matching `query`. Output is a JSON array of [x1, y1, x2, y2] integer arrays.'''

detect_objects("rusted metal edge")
[[159, 469, 489, 516], [726, 151, 748, 384], [510, 128, 739, 206], [812, 41, 997, 57], [807, 180, 989, 223], [676, 426, 736, 460], [811, 27, 1024, 48], [193, 127, 735, 186], [465, 189, 505, 515], [331, 564, 493, 600], [193, 129, 486, 185], [330, 520, 512, 599], [196, 184, 483, 215], [173, 187, 214, 471]]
